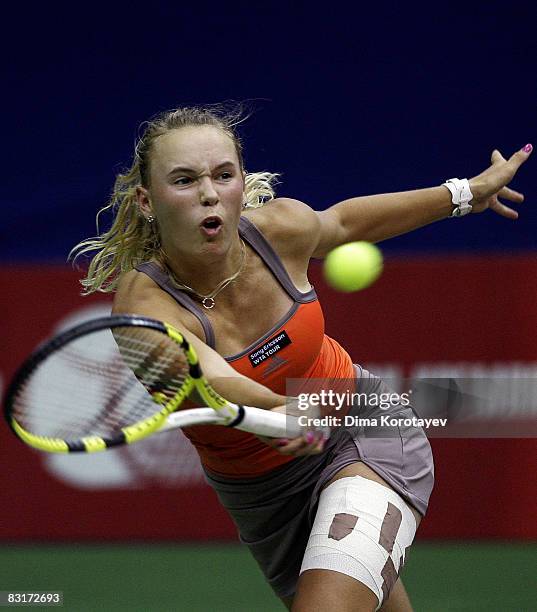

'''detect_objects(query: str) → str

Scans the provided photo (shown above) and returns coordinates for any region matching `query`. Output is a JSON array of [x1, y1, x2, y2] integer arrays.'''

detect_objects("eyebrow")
[[166, 160, 236, 177]]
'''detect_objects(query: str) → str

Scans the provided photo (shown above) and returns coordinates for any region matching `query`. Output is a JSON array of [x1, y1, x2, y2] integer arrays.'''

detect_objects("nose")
[[198, 177, 219, 206]]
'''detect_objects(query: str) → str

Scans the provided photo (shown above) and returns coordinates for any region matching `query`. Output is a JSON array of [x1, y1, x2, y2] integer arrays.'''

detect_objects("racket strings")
[[114, 342, 187, 391], [11, 325, 190, 441], [61, 347, 186, 394]]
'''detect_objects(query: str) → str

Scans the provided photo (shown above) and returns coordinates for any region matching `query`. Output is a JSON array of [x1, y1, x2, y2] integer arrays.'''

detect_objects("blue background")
[[3, 2, 535, 263]]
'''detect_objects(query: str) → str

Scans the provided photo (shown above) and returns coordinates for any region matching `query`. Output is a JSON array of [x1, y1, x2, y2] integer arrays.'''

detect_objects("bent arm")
[[112, 271, 286, 411]]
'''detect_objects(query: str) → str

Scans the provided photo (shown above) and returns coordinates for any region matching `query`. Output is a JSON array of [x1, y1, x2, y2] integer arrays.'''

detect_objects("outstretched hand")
[[469, 144, 532, 219]]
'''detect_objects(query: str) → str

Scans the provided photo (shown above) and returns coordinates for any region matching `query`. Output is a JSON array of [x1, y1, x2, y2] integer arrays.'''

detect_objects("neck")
[[163, 237, 245, 297]]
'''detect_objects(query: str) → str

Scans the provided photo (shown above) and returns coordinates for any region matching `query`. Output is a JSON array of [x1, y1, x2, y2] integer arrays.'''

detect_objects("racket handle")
[[235, 406, 302, 438], [159, 406, 303, 438]]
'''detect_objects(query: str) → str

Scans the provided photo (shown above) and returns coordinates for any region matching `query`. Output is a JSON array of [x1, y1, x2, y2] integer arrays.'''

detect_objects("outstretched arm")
[[311, 145, 532, 257]]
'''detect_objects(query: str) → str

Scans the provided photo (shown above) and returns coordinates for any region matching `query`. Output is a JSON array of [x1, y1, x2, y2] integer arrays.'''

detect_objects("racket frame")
[[4, 315, 301, 453]]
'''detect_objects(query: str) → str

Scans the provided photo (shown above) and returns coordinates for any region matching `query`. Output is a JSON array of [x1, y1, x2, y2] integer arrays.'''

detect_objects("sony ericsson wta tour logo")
[[248, 330, 292, 367], [33, 304, 205, 490], [248, 330, 291, 378]]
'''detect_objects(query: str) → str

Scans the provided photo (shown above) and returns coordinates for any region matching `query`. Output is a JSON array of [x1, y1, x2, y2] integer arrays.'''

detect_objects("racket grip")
[[159, 406, 327, 439], [236, 407, 302, 438], [158, 406, 302, 437]]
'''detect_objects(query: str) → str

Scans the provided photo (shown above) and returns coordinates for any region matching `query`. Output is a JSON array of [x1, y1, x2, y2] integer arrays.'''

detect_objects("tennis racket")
[[3, 315, 303, 453]]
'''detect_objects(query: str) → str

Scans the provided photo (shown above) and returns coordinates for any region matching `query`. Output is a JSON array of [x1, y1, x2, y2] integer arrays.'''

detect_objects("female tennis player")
[[71, 105, 531, 611]]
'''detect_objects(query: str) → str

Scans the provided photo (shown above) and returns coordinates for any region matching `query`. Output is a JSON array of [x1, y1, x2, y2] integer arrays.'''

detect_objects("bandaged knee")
[[300, 476, 417, 610]]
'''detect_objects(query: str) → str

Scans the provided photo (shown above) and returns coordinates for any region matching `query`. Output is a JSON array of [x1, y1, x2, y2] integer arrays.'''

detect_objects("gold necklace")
[[166, 239, 247, 309]]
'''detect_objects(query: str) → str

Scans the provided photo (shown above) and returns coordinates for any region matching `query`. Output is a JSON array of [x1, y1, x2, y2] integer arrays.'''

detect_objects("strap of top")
[[135, 215, 317, 349], [238, 216, 317, 303], [134, 261, 216, 349]]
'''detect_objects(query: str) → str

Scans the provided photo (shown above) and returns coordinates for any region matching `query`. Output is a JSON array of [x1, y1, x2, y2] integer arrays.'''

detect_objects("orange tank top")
[[136, 216, 355, 477]]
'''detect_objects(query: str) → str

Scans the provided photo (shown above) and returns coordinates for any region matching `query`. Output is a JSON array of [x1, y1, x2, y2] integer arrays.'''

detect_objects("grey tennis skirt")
[[204, 366, 434, 598]]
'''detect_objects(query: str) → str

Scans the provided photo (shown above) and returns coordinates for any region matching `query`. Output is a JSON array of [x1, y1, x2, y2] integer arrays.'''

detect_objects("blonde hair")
[[70, 103, 280, 294]]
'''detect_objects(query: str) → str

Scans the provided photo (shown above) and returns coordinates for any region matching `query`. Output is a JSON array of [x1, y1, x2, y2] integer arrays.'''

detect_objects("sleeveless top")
[[136, 216, 354, 477]]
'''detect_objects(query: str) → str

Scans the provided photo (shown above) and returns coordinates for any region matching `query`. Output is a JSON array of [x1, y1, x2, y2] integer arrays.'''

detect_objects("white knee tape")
[[300, 476, 417, 610]]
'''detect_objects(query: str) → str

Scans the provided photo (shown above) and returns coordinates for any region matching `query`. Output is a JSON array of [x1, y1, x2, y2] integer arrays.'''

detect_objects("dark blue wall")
[[3, 2, 535, 262]]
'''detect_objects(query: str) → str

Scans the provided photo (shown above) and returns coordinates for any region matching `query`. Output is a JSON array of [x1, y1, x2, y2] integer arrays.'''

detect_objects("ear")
[[136, 186, 153, 219], [242, 171, 248, 205]]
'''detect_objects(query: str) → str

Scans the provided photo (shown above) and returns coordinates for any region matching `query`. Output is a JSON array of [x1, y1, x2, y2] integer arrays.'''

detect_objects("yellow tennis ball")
[[323, 242, 383, 292]]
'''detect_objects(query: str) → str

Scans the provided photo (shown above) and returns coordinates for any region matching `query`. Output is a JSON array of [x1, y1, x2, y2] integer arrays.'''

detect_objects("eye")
[[174, 177, 193, 186], [219, 172, 233, 180]]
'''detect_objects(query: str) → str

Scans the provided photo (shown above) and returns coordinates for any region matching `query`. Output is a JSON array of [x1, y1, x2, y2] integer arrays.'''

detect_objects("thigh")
[[292, 568, 379, 612], [281, 576, 412, 612], [378, 577, 414, 612], [293, 466, 419, 611], [324, 461, 422, 527]]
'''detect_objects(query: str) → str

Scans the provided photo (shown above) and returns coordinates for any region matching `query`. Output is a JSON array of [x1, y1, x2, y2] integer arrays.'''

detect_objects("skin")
[[137, 126, 247, 293], [114, 125, 531, 611]]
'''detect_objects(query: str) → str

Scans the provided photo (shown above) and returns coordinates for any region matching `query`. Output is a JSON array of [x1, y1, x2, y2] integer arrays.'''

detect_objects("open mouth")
[[200, 216, 223, 236], [201, 217, 222, 229]]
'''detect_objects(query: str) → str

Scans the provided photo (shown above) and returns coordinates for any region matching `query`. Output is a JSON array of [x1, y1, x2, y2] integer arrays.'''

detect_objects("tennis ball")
[[323, 242, 383, 292]]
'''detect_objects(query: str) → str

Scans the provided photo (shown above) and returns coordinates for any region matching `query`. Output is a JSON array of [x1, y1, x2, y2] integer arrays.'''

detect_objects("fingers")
[[489, 197, 519, 220], [480, 144, 532, 198], [268, 430, 327, 456], [491, 149, 506, 165], [286, 434, 326, 456], [498, 186, 524, 203], [508, 143, 533, 171], [265, 402, 328, 456], [491, 144, 532, 167], [488, 157, 528, 219]]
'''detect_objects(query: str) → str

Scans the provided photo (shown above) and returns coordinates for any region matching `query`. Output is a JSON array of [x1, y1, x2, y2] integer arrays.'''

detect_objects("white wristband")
[[442, 178, 473, 217]]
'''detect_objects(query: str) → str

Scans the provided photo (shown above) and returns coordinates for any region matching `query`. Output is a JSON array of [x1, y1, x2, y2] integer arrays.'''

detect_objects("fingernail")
[[522, 143, 533, 153], [305, 431, 315, 444], [277, 439, 289, 447]]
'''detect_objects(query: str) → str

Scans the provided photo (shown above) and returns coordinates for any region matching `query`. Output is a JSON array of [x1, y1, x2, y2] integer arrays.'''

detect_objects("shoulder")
[[246, 197, 319, 230], [113, 268, 162, 314], [243, 198, 322, 258], [114, 267, 155, 301], [112, 268, 192, 332]]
